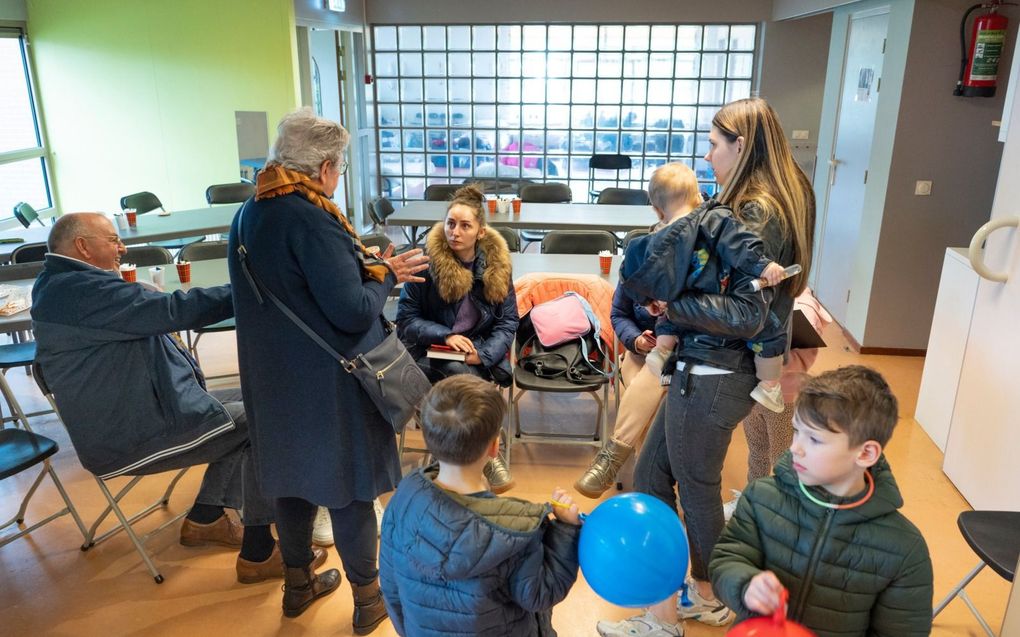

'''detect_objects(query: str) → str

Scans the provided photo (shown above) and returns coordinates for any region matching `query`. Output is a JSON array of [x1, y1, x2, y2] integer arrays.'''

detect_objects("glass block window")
[[0, 29, 52, 218], [371, 23, 757, 204]]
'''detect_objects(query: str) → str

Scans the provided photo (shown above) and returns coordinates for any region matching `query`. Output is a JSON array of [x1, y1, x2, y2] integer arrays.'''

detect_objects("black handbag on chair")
[[235, 203, 429, 434]]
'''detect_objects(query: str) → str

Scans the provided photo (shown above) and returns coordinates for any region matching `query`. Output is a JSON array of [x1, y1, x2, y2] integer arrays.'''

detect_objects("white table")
[[387, 200, 657, 245], [0, 204, 241, 262]]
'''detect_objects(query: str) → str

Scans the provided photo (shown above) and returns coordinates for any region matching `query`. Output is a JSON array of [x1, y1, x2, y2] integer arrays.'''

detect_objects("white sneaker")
[[750, 381, 785, 413], [374, 498, 385, 537], [597, 611, 682, 636], [312, 506, 334, 547], [722, 489, 742, 522], [677, 578, 734, 626]]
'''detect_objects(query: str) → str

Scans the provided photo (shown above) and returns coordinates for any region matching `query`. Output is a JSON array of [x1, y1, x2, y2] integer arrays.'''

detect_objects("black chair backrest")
[[369, 197, 395, 225], [13, 202, 40, 229], [589, 154, 632, 171], [0, 261, 44, 282], [492, 226, 521, 252], [120, 191, 163, 214], [423, 184, 461, 201], [621, 228, 651, 251], [179, 240, 227, 262], [541, 230, 618, 255], [519, 182, 572, 203], [360, 233, 393, 253], [597, 187, 650, 206], [206, 182, 255, 205], [11, 242, 48, 264], [123, 245, 173, 267]]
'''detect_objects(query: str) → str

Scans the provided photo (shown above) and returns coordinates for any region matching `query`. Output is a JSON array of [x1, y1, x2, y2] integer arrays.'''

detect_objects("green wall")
[[27, 0, 299, 214]]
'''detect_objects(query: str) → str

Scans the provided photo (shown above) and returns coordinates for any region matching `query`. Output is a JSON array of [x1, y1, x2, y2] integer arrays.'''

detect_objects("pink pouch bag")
[[530, 292, 596, 347]]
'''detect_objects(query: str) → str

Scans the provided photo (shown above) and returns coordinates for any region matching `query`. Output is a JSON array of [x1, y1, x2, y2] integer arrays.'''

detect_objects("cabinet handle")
[[968, 216, 1020, 282]]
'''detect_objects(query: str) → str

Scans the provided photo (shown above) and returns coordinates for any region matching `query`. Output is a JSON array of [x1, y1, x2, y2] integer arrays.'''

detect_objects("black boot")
[[282, 564, 340, 618], [352, 579, 389, 634]]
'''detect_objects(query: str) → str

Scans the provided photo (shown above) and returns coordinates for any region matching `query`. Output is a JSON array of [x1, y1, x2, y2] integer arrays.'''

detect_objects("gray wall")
[[759, 12, 833, 145], [865, 0, 1015, 348], [0, 0, 25, 22]]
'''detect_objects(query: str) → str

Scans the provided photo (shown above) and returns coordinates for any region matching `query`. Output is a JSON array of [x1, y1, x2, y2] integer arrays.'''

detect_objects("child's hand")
[[760, 262, 786, 287], [550, 488, 582, 525], [635, 330, 657, 354], [743, 571, 785, 615]]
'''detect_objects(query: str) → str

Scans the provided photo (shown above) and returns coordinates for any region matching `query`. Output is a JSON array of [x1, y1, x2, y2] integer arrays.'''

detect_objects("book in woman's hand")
[[427, 344, 467, 361]]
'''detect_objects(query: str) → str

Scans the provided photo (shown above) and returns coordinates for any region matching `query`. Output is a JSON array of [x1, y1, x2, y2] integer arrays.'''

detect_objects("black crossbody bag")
[[235, 201, 429, 433]]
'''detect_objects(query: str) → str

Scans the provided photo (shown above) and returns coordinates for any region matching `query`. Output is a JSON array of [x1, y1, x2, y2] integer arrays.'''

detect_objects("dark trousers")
[[275, 497, 378, 585], [633, 368, 757, 580], [130, 388, 273, 527], [415, 356, 512, 387]]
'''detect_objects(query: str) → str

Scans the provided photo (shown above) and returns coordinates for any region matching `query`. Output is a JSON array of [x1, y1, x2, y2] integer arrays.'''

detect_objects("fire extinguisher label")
[[971, 30, 1005, 81]]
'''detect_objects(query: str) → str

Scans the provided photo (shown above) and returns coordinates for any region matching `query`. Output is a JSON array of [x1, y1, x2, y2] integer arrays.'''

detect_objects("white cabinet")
[[914, 248, 980, 452]]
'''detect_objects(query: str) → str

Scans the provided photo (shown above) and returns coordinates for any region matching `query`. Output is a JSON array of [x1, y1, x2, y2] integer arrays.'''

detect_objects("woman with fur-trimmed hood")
[[396, 184, 518, 388]]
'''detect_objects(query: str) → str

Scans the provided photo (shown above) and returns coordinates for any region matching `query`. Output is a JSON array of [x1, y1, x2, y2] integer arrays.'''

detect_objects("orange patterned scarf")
[[255, 164, 389, 283]]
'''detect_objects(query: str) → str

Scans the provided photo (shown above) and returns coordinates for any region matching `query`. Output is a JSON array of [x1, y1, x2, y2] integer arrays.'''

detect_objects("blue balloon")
[[578, 492, 689, 607]]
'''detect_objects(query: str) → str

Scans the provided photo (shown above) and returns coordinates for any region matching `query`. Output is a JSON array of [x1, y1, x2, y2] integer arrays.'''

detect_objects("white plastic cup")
[[497, 198, 511, 214], [114, 214, 129, 232], [149, 266, 165, 289]]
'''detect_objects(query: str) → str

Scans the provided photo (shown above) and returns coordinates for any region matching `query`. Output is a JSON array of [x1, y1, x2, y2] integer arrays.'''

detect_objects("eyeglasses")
[[80, 234, 125, 245], [338, 159, 349, 176]]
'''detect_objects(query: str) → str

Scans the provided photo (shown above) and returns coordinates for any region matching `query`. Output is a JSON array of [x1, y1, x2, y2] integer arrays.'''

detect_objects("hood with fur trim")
[[425, 221, 512, 304]]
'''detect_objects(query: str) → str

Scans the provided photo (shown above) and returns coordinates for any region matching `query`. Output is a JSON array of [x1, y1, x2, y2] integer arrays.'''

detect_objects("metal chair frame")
[[33, 362, 190, 584], [0, 429, 88, 549]]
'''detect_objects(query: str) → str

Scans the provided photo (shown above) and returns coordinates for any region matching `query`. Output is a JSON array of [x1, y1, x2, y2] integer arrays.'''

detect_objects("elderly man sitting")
[[30, 212, 323, 583]]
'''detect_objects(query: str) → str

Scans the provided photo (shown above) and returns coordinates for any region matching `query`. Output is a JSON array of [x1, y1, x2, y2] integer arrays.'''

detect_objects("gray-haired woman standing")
[[228, 108, 428, 632]]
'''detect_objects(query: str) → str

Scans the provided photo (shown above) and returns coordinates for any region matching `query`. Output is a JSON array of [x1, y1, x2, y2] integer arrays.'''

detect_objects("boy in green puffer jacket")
[[710, 365, 933, 637]]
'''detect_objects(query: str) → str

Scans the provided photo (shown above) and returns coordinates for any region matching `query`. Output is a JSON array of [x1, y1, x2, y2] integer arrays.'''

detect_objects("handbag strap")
[[235, 200, 359, 372]]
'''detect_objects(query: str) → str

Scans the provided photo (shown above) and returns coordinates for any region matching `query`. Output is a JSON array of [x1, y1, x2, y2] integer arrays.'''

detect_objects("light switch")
[[915, 180, 933, 196], [792, 130, 809, 140]]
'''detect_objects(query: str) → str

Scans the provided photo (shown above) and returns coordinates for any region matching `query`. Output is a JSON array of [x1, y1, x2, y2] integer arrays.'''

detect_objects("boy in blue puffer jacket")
[[380, 374, 582, 636]]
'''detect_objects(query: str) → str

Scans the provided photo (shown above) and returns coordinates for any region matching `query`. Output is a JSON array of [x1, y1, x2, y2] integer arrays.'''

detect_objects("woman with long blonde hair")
[[598, 97, 815, 636]]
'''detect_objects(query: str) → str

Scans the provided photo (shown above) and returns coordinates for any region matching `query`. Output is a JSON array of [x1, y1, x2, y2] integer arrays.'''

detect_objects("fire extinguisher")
[[955, 1, 1015, 97]]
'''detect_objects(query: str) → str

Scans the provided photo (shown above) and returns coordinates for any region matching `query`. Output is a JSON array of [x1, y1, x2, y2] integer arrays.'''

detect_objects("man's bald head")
[[48, 213, 109, 254], [48, 213, 126, 271]]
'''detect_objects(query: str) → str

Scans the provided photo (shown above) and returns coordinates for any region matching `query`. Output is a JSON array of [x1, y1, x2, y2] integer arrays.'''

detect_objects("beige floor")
[[0, 322, 1010, 637]]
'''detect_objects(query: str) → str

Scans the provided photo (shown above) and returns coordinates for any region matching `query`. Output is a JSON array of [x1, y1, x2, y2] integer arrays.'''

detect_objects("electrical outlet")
[[792, 130, 809, 140], [914, 180, 933, 196]]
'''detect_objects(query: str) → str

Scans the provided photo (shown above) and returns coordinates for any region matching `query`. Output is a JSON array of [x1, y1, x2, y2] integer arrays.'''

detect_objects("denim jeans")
[[634, 367, 757, 580], [276, 497, 378, 585], [128, 388, 274, 527]]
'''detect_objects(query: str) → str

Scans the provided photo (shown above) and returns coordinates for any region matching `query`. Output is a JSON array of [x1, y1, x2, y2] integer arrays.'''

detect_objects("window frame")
[[0, 25, 55, 223], [369, 22, 760, 205]]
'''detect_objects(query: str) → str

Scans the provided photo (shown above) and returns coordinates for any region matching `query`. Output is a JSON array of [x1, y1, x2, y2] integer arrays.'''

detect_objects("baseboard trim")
[[858, 347, 927, 357]]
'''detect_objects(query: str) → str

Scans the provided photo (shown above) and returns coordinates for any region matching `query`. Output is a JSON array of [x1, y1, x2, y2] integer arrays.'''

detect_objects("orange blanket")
[[513, 272, 617, 359]]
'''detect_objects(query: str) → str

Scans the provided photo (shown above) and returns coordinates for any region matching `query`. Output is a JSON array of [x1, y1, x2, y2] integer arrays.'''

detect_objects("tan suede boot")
[[352, 579, 388, 635], [282, 564, 340, 618], [574, 438, 634, 498]]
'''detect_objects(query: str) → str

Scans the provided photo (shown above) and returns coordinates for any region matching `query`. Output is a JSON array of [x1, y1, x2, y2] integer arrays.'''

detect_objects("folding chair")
[[123, 245, 173, 268], [504, 276, 617, 467], [33, 362, 191, 584], [206, 182, 254, 205], [933, 510, 1020, 636], [519, 182, 572, 252], [588, 154, 633, 202], [423, 184, 461, 201], [13, 202, 48, 228], [596, 187, 649, 206], [540, 230, 618, 255], [176, 241, 235, 370], [0, 427, 88, 549]]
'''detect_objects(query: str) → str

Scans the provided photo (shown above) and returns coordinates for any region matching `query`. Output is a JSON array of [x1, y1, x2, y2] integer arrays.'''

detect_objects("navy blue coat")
[[227, 193, 401, 507], [32, 254, 234, 479], [396, 223, 517, 375], [380, 468, 580, 636]]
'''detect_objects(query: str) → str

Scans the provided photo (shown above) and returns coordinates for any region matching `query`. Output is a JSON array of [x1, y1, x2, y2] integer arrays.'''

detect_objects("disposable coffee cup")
[[512, 198, 522, 214], [149, 266, 165, 289], [119, 263, 137, 282], [114, 213, 129, 232], [125, 209, 138, 228], [487, 198, 498, 214], [497, 198, 511, 214], [598, 250, 613, 275], [175, 261, 192, 285]]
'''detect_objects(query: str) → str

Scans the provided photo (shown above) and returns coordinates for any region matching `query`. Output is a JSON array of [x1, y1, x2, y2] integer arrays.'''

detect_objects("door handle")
[[828, 158, 841, 186], [968, 215, 1020, 282]]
